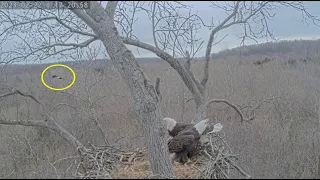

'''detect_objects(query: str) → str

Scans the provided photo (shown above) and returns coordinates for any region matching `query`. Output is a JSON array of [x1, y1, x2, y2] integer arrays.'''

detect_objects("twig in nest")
[[199, 133, 252, 179], [76, 145, 125, 179], [225, 158, 251, 179], [128, 152, 137, 163]]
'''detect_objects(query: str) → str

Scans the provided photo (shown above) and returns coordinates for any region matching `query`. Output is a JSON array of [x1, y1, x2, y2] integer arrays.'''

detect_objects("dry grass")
[[113, 160, 202, 179], [111, 147, 204, 179], [0, 55, 320, 178]]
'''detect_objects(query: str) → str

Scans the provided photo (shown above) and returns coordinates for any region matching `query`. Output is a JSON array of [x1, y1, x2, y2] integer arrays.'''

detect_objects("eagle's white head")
[[194, 118, 210, 135], [163, 117, 177, 131]]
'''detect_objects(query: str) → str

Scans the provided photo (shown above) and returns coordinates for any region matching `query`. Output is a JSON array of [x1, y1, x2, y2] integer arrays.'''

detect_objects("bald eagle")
[[52, 75, 63, 79], [163, 117, 194, 137], [167, 118, 210, 163], [163, 117, 222, 139]]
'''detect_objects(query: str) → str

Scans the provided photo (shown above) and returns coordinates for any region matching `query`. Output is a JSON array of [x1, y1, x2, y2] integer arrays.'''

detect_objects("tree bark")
[[69, 2, 174, 178]]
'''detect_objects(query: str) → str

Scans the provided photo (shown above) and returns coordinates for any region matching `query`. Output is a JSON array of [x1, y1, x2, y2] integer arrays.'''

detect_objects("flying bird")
[[52, 75, 63, 79], [167, 118, 210, 164]]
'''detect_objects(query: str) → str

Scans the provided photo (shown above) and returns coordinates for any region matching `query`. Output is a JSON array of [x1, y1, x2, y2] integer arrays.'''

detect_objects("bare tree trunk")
[[69, 2, 174, 178], [181, 86, 185, 122], [193, 102, 205, 123], [192, 88, 206, 123]]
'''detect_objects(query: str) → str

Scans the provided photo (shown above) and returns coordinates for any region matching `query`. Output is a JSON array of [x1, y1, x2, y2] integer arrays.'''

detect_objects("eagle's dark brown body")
[[168, 126, 201, 163], [168, 122, 194, 137], [164, 117, 214, 137], [165, 118, 210, 164]]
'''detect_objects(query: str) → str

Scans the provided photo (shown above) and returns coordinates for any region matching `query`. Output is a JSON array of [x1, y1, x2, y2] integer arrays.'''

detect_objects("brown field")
[[0, 53, 320, 178]]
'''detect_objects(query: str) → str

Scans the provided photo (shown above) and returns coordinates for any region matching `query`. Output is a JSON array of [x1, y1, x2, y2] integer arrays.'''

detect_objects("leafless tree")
[[114, 1, 320, 122], [0, 1, 173, 178], [0, 1, 319, 178]]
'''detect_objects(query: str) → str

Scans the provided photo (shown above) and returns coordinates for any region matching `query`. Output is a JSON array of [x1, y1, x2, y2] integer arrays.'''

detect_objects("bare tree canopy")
[[0, 1, 319, 178]]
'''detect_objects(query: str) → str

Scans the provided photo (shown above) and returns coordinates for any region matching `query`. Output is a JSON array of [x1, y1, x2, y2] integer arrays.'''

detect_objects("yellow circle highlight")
[[41, 64, 76, 91]]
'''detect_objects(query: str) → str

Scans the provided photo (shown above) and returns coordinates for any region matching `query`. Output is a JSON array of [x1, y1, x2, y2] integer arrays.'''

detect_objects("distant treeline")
[[211, 39, 320, 59]]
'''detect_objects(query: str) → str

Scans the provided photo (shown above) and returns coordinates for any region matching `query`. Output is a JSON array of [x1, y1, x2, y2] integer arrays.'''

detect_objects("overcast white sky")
[[3, 1, 320, 64], [123, 1, 320, 58]]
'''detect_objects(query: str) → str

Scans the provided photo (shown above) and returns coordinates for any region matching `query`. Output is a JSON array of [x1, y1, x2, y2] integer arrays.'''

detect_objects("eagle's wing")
[[168, 134, 194, 153], [176, 129, 194, 136], [170, 123, 193, 137]]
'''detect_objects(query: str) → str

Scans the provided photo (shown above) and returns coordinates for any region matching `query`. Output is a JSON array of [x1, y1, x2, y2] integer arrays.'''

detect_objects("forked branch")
[[121, 36, 203, 105], [202, 1, 241, 88]]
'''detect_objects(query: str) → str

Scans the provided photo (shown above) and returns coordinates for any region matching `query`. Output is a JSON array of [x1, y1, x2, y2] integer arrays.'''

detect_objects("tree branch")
[[105, 1, 118, 22], [0, 89, 85, 150], [0, 89, 41, 104], [225, 157, 252, 179], [184, 50, 191, 70], [69, 2, 175, 177], [183, 50, 204, 94], [201, 1, 240, 88], [0, 119, 47, 127], [155, 77, 162, 102], [151, 1, 159, 49], [1, 16, 96, 38], [194, 95, 280, 123], [4, 37, 98, 64], [62, 2, 99, 29], [121, 36, 204, 105], [155, 77, 161, 96]]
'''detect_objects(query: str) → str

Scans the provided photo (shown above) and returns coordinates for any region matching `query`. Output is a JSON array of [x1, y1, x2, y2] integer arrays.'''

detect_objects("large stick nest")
[[74, 134, 251, 179], [75, 144, 126, 179]]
